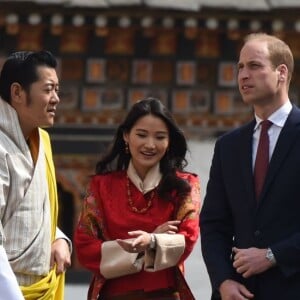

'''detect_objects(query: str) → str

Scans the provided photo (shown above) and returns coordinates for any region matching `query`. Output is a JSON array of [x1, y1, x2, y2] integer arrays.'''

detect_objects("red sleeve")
[[74, 177, 105, 274], [176, 173, 201, 264]]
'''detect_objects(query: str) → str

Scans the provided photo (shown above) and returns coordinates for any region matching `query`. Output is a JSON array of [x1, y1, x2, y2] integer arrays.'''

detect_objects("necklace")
[[126, 175, 154, 214]]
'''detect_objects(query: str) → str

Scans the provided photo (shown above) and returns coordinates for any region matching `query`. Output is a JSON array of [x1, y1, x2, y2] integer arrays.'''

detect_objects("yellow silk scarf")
[[20, 129, 65, 300]]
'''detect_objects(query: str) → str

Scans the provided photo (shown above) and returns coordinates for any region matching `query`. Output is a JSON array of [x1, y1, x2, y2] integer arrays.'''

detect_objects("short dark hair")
[[96, 97, 191, 201], [0, 50, 57, 103]]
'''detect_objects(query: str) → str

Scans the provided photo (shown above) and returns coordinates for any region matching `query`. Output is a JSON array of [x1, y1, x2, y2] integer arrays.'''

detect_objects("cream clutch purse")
[[100, 240, 144, 279]]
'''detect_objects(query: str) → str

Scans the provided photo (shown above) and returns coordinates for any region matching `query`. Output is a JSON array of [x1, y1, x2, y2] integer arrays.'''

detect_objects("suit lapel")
[[238, 119, 257, 207], [258, 106, 300, 203]]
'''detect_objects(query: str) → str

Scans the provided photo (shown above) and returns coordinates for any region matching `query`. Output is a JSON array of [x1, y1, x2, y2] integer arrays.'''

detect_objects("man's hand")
[[219, 279, 254, 300], [233, 247, 274, 278], [50, 239, 71, 274]]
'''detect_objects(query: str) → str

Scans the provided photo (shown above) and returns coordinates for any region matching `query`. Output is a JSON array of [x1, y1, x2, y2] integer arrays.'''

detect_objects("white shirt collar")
[[127, 160, 162, 194], [254, 101, 292, 130]]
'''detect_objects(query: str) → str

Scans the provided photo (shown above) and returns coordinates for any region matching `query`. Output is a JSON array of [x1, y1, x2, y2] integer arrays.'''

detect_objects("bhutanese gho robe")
[[0, 98, 65, 299]]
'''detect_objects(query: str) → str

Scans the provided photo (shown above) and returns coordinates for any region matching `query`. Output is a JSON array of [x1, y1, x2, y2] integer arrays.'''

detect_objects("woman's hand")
[[117, 231, 151, 253], [116, 220, 181, 253], [153, 220, 181, 234]]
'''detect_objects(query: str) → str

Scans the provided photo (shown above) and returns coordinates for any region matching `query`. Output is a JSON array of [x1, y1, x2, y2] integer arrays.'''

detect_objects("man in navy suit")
[[200, 33, 300, 300]]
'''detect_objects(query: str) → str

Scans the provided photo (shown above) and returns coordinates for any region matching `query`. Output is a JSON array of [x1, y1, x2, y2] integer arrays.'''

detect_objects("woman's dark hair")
[[0, 50, 57, 103], [96, 97, 191, 201]]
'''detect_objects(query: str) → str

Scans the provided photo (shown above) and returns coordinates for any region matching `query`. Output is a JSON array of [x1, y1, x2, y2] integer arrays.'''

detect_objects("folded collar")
[[127, 161, 162, 194]]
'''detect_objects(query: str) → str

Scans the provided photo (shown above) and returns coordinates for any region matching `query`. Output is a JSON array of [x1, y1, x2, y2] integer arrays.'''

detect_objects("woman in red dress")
[[74, 97, 200, 300]]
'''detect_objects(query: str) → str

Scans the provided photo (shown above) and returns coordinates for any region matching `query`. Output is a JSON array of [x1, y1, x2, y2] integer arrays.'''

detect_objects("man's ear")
[[277, 64, 288, 82], [10, 82, 24, 104]]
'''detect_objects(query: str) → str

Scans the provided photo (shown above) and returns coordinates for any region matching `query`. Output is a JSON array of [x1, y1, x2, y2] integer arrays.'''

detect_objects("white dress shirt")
[[252, 101, 292, 170]]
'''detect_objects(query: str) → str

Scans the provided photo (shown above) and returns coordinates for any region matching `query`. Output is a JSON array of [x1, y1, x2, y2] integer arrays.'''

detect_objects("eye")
[[249, 63, 260, 69], [156, 135, 167, 140], [45, 85, 56, 93]]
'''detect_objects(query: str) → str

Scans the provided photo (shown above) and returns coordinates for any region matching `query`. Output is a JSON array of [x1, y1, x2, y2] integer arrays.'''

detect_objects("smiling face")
[[123, 114, 170, 180], [11, 66, 60, 138]]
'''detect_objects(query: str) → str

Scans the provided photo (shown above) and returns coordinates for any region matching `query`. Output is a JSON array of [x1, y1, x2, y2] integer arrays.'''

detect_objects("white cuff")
[[0, 246, 24, 299], [55, 227, 72, 253], [100, 240, 143, 279], [144, 234, 185, 272]]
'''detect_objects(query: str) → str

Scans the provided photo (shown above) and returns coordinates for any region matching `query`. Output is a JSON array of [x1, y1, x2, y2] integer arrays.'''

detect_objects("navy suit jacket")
[[200, 105, 300, 300]]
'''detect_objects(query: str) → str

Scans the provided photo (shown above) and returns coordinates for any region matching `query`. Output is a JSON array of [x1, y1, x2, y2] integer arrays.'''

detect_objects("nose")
[[145, 138, 155, 149], [238, 67, 249, 81], [52, 90, 60, 103]]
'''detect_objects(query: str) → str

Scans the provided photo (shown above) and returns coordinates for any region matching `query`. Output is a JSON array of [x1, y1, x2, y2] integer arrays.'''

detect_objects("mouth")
[[141, 151, 156, 157], [240, 84, 253, 91], [47, 107, 56, 116]]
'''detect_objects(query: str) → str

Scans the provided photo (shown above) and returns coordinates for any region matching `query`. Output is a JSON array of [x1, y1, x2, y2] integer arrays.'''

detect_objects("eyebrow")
[[135, 128, 168, 134], [43, 80, 58, 85], [237, 60, 262, 67]]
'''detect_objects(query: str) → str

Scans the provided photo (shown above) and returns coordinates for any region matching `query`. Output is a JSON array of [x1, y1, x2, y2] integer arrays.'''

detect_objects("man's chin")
[[241, 96, 255, 105], [40, 122, 53, 128]]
